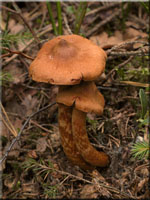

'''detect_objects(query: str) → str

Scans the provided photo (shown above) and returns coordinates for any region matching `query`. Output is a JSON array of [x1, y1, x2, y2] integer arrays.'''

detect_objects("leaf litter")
[[1, 2, 149, 199]]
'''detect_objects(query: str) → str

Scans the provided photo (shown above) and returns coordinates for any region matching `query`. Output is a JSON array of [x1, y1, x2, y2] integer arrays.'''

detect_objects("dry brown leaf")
[[1, 116, 21, 137], [3, 141, 20, 158], [80, 184, 98, 199], [99, 9, 114, 20], [90, 28, 147, 50], [17, 40, 28, 51], [140, 168, 149, 177], [36, 137, 48, 153], [21, 94, 38, 116], [4, 175, 17, 189], [8, 18, 24, 34], [137, 178, 148, 193], [11, 24, 24, 34], [50, 127, 61, 148], [92, 169, 106, 182], [28, 150, 38, 158], [14, 118, 22, 131], [90, 31, 123, 49], [138, 188, 150, 199], [116, 119, 126, 138], [123, 27, 147, 40], [91, 170, 111, 198], [22, 180, 39, 194], [1, 121, 10, 137], [76, 171, 83, 178], [132, 36, 148, 49], [95, 184, 111, 198], [6, 99, 26, 118], [125, 21, 141, 29], [4, 64, 25, 84], [90, 32, 108, 46], [8, 19, 16, 31]]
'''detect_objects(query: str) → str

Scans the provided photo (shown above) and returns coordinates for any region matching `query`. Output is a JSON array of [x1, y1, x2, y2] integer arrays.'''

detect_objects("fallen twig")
[[2, 25, 53, 66], [119, 81, 150, 88], [30, 119, 53, 134], [129, 14, 148, 29], [100, 56, 134, 85], [108, 47, 149, 57], [0, 102, 56, 165], [1, 5, 40, 43], [63, 13, 73, 35], [0, 102, 17, 137], [1, 47, 34, 60], [33, 163, 134, 199], [86, 2, 121, 17], [86, 5, 126, 37], [1, 53, 10, 58], [84, 2, 121, 30], [107, 40, 148, 53], [107, 40, 149, 56]]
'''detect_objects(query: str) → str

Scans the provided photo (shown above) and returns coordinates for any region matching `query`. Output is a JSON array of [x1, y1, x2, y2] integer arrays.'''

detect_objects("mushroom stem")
[[58, 103, 94, 170], [72, 108, 109, 167]]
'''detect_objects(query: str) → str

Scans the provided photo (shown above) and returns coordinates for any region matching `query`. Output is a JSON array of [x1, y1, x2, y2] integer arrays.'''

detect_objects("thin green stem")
[[57, 2, 62, 35], [74, 2, 88, 35], [140, 2, 149, 13], [46, 2, 58, 36], [5, 12, 10, 33], [4, 3, 11, 36]]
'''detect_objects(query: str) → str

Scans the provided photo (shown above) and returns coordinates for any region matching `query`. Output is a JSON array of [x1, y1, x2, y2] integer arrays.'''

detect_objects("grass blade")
[[57, 2, 62, 35], [74, 2, 88, 35], [46, 2, 58, 36]]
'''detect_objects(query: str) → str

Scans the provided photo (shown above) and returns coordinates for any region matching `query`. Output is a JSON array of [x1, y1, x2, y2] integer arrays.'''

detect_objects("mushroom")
[[58, 103, 94, 170], [29, 34, 108, 169], [57, 81, 109, 167], [29, 35, 106, 85]]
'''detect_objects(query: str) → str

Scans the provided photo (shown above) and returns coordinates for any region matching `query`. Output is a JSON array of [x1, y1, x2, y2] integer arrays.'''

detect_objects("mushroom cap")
[[29, 34, 107, 85], [56, 81, 105, 115]]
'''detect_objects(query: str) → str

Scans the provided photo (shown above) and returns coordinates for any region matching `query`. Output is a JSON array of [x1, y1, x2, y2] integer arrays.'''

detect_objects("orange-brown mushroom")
[[57, 81, 109, 167], [29, 34, 106, 85], [29, 34, 108, 169]]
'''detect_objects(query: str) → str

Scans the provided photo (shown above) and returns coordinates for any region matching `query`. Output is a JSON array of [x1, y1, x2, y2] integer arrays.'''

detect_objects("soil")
[[1, 2, 149, 199]]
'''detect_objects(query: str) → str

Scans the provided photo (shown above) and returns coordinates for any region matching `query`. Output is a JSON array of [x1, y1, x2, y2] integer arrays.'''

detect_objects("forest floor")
[[1, 2, 149, 199]]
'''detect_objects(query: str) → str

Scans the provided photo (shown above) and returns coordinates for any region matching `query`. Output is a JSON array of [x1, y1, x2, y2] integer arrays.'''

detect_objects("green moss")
[[1, 31, 33, 48], [42, 184, 58, 198]]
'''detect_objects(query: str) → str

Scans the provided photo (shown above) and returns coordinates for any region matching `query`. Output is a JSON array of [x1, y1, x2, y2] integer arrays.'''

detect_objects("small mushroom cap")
[[29, 34, 107, 85], [56, 81, 105, 115]]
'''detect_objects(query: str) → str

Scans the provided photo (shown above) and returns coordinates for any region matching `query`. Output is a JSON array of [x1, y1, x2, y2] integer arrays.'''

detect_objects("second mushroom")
[[57, 81, 109, 168], [29, 34, 109, 170]]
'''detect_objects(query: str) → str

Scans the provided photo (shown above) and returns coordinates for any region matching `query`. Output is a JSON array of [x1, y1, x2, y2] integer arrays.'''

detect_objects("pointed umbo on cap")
[[29, 34, 107, 85]]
